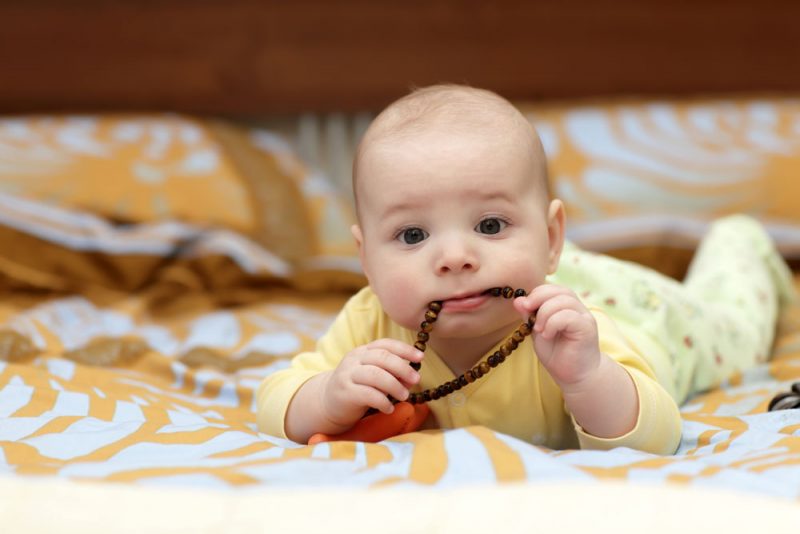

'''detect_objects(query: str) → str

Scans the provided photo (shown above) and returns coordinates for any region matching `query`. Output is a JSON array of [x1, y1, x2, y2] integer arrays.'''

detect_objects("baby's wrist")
[[558, 354, 640, 439], [556, 350, 607, 396]]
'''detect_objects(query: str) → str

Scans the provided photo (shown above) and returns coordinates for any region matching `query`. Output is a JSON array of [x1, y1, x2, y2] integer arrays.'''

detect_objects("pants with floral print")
[[550, 215, 796, 403]]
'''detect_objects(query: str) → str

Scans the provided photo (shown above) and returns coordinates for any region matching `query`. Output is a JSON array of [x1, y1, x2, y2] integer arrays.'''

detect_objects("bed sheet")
[[1, 266, 799, 498]]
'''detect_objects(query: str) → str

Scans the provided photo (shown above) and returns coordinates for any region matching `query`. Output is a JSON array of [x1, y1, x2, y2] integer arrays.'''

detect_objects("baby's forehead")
[[353, 86, 549, 212], [357, 130, 542, 201], [362, 125, 531, 173], [360, 112, 541, 182]]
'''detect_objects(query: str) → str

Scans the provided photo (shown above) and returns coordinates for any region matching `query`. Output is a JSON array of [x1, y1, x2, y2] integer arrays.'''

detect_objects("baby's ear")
[[351, 224, 368, 272], [546, 199, 566, 274], [350, 224, 364, 250]]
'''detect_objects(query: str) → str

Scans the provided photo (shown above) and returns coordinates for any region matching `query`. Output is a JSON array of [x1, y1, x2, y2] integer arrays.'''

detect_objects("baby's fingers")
[[538, 308, 597, 341], [365, 339, 425, 364], [537, 308, 581, 339], [513, 284, 569, 315], [360, 349, 421, 388], [517, 284, 578, 310], [351, 365, 410, 404], [532, 294, 585, 333], [352, 384, 397, 415], [512, 297, 536, 317]]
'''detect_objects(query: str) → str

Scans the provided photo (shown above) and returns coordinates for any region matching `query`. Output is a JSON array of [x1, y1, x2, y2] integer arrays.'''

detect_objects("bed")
[[2, 2, 800, 531]]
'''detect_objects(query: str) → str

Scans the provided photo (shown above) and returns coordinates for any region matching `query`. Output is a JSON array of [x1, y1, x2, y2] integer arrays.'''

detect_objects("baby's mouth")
[[439, 290, 493, 312], [437, 287, 522, 312]]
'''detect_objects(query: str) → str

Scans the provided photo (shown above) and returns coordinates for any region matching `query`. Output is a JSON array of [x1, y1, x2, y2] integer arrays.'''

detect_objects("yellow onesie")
[[258, 286, 682, 454]]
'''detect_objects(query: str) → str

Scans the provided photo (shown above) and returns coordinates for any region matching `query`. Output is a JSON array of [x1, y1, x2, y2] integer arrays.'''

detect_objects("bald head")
[[352, 84, 549, 214]]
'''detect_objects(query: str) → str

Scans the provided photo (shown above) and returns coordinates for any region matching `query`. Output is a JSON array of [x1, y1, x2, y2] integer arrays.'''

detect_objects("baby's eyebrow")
[[477, 190, 515, 203], [380, 189, 515, 219], [381, 200, 417, 218]]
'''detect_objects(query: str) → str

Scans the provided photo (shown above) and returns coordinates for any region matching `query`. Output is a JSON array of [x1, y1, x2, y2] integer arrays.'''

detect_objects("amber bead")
[[425, 310, 438, 322], [512, 331, 525, 343], [423, 390, 432, 402], [502, 286, 514, 298], [478, 362, 490, 375], [497, 352, 506, 363], [519, 323, 532, 336], [417, 331, 429, 342], [429, 301, 442, 313], [451, 379, 462, 390], [420, 321, 433, 333], [488, 354, 500, 367], [514, 288, 527, 298], [465, 370, 476, 383], [458, 375, 468, 387], [410, 361, 421, 371], [499, 344, 512, 357], [488, 287, 502, 297], [431, 389, 441, 400], [408, 393, 419, 404], [473, 366, 484, 379], [436, 385, 447, 397]]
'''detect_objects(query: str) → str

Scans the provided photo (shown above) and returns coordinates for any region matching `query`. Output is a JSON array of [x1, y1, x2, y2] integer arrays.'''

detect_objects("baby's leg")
[[551, 215, 795, 403], [681, 215, 795, 395]]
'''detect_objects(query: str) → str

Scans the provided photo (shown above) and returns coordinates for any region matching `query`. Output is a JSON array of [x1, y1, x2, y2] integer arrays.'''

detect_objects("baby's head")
[[351, 85, 565, 340]]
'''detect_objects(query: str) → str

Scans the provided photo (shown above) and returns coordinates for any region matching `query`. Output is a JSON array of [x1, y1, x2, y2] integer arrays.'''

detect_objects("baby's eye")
[[476, 217, 507, 235], [398, 227, 428, 244]]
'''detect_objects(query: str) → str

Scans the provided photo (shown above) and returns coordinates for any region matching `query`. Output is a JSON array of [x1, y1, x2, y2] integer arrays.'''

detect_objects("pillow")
[[520, 97, 800, 277], [0, 114, 358, 263], [0, 114, 362, 293]]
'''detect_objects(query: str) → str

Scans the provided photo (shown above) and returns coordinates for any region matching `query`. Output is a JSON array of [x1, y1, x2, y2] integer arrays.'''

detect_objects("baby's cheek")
[[512, 260, 549, 291], [375, 277, 424, 331]]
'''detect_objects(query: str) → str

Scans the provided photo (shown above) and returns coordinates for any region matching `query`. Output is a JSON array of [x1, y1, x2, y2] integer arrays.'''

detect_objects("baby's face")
[[353, 129, 564, 340]]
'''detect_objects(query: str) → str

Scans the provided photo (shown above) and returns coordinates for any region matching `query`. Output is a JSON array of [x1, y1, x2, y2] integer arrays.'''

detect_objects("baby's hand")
[[513, 284, 602, 387], [320, 339, 423, 429]]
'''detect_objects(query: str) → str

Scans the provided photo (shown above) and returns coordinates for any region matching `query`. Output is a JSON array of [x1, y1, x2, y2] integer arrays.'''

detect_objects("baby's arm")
[[514, 284, 639, 439], [285, 339, 423, 444]]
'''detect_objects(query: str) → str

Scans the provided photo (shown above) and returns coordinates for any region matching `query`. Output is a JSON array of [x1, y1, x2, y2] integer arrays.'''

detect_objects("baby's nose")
[[435, 243, 479, 274]]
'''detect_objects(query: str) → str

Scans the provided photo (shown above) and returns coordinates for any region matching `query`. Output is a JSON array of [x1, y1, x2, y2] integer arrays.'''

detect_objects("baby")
[[257, 85, 794, 453]]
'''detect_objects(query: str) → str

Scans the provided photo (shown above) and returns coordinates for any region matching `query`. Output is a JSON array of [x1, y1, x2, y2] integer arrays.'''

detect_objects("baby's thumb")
[[512, 296, 534, 317]]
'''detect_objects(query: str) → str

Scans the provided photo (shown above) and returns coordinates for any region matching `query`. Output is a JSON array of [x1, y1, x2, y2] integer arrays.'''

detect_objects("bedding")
[[0, 115, 360, 288], [1, 274, 799, 493], [523, 97, 800, 278], [1, 198, 799, 496], [1, 108, 799, 514]]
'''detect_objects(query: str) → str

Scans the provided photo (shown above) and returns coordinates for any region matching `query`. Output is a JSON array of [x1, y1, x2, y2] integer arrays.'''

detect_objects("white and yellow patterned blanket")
[[1, 110, 800, 509], [2, 285, 799, 494], [1, 201, 799, 498]]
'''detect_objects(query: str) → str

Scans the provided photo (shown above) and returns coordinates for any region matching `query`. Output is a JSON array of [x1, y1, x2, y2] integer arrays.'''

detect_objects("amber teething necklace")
[[404, 286, 536, 405]]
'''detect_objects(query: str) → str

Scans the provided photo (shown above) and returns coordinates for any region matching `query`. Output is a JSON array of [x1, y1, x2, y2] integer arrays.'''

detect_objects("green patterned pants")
[[550, 215, 796, 403]]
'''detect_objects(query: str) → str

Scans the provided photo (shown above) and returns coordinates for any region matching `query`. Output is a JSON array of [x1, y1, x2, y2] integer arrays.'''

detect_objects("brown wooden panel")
[[1, 0, 799, 114]]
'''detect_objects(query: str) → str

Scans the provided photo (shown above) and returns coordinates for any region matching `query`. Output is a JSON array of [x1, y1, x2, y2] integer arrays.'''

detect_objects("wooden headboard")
[[2, 0, 799, 115]]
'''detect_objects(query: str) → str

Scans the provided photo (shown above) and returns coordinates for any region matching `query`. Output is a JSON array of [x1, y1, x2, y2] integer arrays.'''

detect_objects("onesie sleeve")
[[572, 308, 682, 455], [256, 288, 377, 438]]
